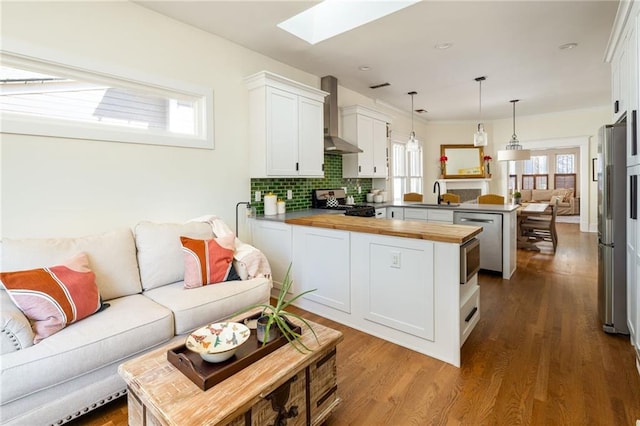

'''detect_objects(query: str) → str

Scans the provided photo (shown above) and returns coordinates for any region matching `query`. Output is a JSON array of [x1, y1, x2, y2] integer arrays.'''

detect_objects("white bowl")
[[185, 322, 250, 363], [373, 195, 383, 203]]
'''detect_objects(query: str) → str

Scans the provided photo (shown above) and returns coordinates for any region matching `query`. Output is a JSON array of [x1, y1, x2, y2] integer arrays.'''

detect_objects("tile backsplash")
[[250, 154, 373, 214]]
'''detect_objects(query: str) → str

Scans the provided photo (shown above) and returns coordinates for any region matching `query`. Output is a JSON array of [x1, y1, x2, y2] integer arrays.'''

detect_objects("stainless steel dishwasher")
[[454, 211, 503, 273]]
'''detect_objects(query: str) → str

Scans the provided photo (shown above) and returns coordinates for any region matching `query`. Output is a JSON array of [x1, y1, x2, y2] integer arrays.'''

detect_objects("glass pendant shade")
[[497, 99, 530, 161], [474, 123, 488, 147], [473, 76, 488, 147], [406, 91, 420, 152]]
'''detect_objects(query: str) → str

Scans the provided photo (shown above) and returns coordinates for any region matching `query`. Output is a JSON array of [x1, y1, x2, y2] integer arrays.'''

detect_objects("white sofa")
[[0, 220, 272, 426]]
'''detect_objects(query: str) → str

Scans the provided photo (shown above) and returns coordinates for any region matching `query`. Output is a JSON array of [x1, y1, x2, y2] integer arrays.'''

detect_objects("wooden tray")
[[167, 313, 302, 391]]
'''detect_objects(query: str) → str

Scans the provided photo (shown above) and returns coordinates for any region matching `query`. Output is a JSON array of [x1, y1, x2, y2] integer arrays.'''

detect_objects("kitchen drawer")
[[375, 208, 387, 218], [427, 209, 453, 223], [460, 285, 480, 346], [309, 348, 339, 422], [404, 208, 429, 221]]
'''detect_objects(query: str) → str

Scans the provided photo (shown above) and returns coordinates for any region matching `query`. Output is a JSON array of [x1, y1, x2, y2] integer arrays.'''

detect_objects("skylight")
[[277, 0, 419, 45]]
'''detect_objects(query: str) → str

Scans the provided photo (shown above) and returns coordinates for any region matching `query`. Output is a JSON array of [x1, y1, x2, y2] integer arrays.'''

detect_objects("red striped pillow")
[[180, 234, 240, 288], [0, 253, 103, 343]]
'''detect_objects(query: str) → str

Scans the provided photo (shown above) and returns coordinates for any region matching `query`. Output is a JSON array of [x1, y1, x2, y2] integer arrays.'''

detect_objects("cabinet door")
[[266, 87, 298, 176], [387, 207, 404, 220], [298, 96, 324, 176], [404, 208, 429, 221], [629, 165, 640, 357], [372, 119, 388, 177], [628, 20, 639, 166], [292, 227, 351, 313], [357, 114, 375, 176], [250, 220, 292, 289]]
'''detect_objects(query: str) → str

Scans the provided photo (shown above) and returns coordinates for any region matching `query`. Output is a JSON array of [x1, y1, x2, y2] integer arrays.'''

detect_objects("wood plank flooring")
[[72, 223, 640, 425]]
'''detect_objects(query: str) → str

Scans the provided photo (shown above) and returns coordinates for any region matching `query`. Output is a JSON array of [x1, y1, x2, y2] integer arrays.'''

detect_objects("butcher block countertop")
[[285, 214, 482, 244]]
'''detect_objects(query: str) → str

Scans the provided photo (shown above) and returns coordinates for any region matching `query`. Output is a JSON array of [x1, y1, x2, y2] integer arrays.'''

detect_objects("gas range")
[[311, 189, 376, 217]]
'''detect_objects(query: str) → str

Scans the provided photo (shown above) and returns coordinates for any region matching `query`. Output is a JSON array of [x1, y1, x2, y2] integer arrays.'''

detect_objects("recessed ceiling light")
[[359, 66, 371, 71], [278, 0, 420, 45], [434, 43, 453, 50], [559, 42, 578, 50]]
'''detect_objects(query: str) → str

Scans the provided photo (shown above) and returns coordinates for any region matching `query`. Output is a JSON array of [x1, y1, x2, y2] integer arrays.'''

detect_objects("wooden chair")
[[477, 194, 505, 205], [403, 193, 423, 202], [520, 201, 558, 252], [441, 193, 461, 204]]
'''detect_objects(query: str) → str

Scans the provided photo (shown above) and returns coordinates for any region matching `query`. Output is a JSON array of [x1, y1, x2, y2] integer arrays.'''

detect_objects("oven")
[[460, 238, 480, 284], [311, 189, 376, 217]]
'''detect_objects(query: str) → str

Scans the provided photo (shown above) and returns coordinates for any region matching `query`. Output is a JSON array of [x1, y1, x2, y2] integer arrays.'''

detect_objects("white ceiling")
[[136, 0, 619, 121]]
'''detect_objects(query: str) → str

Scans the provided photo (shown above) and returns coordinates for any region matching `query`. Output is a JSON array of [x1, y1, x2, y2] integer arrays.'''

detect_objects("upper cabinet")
[[608, 1, 640, 166], [341, 105, 391, 178], [245, 71, 328, 178]]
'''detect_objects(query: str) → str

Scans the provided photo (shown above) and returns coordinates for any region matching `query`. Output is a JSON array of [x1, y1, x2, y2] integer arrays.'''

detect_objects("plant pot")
[[514, 197, 521, 205], [256, 315, 281, 343]]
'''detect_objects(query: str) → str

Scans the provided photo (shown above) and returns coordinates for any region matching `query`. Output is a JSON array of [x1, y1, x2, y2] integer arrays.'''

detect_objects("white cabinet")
[[387, 207, 404, 220], [612, 41, 628, 123], [292, 226, 351, 313], [245, 71, 327, 177], [249, 220, 292, 289], [341, 105, 391, 178], [628, 16, 639, 166], [627, 164, 640, 365], [374, 208, 387, 219], [402, 207, 453, 224]]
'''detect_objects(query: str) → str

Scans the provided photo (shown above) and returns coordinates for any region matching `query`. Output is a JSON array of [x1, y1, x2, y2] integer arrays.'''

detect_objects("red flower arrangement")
[[439, 155, 448, 162], [483, 155, 492, 175], [483, 155, 492, 161]]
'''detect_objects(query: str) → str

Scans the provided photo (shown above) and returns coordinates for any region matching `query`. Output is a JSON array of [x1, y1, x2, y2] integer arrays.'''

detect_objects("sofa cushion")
[[0, 253, 103, 343], [0, 294, 173, 404], [143, 277, 272, 335], [520, 190, 532, 202], [1, 229, 142, 301], [135, 221, 214, 291], [532, 189, 553, 202], [180, 235, 240, 288]]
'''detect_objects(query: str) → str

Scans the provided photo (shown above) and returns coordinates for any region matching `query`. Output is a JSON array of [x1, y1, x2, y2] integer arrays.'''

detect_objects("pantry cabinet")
[[245, 71, 327, 178], [609, 0, 640, 376], [341, 105, 391, 178]]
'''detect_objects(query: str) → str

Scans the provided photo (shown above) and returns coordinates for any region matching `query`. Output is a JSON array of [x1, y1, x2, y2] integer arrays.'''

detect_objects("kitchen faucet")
[[433, 181, 441, 205]]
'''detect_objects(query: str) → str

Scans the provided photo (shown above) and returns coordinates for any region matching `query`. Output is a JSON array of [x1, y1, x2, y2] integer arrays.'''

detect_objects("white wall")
[[0, 2, 611, 239], [0, 2, 319, 239]]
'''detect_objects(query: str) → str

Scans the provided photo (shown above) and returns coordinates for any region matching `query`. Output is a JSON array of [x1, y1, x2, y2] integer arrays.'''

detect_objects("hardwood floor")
[[74, 223, 640, 425]]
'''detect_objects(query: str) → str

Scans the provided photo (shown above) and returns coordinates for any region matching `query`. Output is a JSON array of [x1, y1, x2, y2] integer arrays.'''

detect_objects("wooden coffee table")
[[118, 315, 343, 426]]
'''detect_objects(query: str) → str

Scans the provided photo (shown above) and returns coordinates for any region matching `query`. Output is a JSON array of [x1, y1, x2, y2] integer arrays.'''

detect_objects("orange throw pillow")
[[0, 253, 103, 343], [180, 234, 240, 288]]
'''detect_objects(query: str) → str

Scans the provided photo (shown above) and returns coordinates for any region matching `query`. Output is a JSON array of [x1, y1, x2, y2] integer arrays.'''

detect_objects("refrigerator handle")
[[632, 110, 638, 157], [606, 165, 612, 220], [632, 175, 638, 220]]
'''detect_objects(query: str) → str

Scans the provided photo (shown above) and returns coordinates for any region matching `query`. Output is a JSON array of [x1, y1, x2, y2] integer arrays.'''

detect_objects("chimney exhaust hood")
[[321, 76, 362, 154]]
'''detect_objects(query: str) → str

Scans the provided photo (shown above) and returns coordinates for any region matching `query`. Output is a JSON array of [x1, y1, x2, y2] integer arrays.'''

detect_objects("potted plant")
[[513, 191, 522, 204], [234, 264, 319, 353]]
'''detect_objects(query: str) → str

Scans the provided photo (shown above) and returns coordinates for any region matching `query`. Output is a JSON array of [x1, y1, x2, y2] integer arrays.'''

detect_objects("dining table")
[[517, 203, 550, 251]]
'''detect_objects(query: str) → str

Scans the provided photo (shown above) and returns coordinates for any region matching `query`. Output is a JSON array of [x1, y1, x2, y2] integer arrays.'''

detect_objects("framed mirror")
[[440, 144, 485, 179]]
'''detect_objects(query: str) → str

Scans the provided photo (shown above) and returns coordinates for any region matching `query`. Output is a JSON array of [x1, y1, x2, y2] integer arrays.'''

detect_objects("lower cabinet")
[[292, 226, 351, 313], [627, 164, 640, 369], [387, 207, 404, 220], [250, 220, 292, 289]]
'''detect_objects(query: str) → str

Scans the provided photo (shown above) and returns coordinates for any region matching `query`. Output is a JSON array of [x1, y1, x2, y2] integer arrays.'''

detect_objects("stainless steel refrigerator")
[[597, 122, 628, 334]]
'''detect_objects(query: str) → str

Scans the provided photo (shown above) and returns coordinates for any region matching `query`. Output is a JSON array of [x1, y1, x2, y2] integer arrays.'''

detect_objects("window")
[[508, 175, 517, 191], [556, 154, 575, 173], [390, 135, 423, 199], [0, 53, 213, 149], [523, 155, 548, 174], [555, 173, 576, 190], [522, 174, 548, 190]]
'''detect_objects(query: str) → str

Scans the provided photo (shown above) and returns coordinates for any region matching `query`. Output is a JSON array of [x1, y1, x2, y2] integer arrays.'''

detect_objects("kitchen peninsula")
[[252, 213, 482, 367]]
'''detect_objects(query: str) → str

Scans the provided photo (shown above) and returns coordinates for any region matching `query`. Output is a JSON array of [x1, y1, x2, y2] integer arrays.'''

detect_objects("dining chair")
[[520, 201, 558, 252], [477, 194, 505, 204], [441, 193, 461, 204], [403, 192, 423, 202]]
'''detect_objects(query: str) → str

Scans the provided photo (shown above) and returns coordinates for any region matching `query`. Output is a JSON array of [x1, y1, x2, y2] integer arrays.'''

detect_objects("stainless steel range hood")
[[321, 76, 362, 154]]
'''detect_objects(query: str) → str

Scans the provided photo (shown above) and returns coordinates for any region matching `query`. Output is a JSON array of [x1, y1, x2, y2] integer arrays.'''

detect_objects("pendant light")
[[497, 99, 530, 161], [473, 76, 488, 147], [406, 91, 420, 152]]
